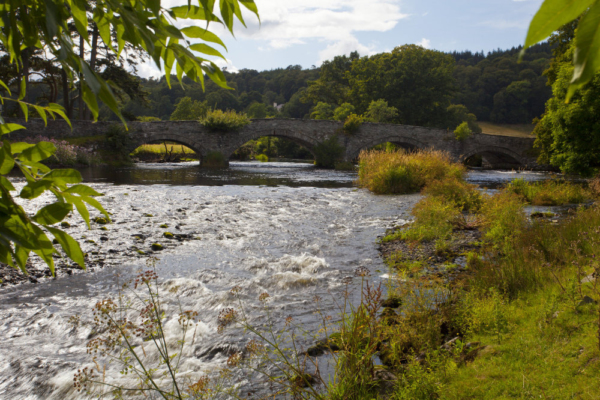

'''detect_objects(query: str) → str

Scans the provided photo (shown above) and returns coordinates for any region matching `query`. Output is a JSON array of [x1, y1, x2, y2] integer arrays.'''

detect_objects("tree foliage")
[[311, 102, 335, 120], [364, 99, 398, 123], [170, 97, 208, 121], [333, 103, 355, 122], [523, 0, 600, 99], [534, 46, 600, 176]]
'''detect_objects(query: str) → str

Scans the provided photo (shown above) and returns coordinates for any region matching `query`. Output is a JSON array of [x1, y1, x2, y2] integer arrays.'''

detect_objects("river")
[[0, 162, 551, 399]]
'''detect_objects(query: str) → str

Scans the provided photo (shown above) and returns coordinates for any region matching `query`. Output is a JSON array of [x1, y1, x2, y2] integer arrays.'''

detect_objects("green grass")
[[505, 178, 591, 206], [358, 149, 465, 194]]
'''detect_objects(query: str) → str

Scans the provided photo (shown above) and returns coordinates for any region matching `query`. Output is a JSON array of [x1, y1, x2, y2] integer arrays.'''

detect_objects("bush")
[[138, 116, 161, 122], [105, 124, 132, 158], [170, 97, 208, 120], [255, 154, 268, 162], [505, 178, 590, 205], [454, 121, 472, 141], [358, 149, 465, 194], [314, 135, 345, 168], [202, 151, 227, 167], [423, 177, 483, 212], [479, 191, 526, 250], [343, 113, 363, 135], [199, 109, 251, 132], [25, 136, 99, 166]]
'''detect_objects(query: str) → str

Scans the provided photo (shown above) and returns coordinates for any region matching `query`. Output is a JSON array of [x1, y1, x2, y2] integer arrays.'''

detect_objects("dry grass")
[[357, 149, 465, 194]]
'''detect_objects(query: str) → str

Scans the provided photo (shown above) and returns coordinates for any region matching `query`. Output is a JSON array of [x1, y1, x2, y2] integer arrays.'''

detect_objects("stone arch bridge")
[[8, 118, 541, 169]]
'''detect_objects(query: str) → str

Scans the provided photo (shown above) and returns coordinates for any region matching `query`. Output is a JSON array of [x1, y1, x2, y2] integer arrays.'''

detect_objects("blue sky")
[[139, 0, 545, 77]]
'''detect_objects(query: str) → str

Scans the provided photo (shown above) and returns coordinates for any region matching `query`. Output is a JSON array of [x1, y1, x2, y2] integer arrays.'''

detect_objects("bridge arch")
[[461, 146, 524, 169], [222, 128, 321, 160], [345, 135, 427, 161]]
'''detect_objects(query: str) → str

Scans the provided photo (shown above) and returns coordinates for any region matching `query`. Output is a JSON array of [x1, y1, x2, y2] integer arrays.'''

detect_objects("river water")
[[0, 162, 551, 399]]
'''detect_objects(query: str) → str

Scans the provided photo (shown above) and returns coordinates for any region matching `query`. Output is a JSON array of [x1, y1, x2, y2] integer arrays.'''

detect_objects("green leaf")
[[0, 176, 15, 191], [19, 142, 56, 163], [0, 141, 14, 174], [0, 123, 25, 135], [44, 169, 83, 184], [46, 227, 85, 269], [19, 179, 54, 199], [180, 26, 227, 49], [82, 84, 99, 121], [63, 193, 90, 228], [0, 215, 39, 249], [148, 0, 161, 15], [71, 0, 89, 41], [0, 78, 12, 96], [13, 245, 30, 273], [33, 105, 47, 125], [19, 102, 28, 121], [18, 78, 26, 100], [189, 43, 227, 59], [47, 103, 71, 128], [0, 238, 15, 268], [30, 224, 55, 275], [170, 5, 221, 22], [239, 0, 259, 18], [32, 202, 73, 225], [569, 0, 600, 99], [10, 142, 35, 154], [524, 0, 596, 48], [81, 195, 111, 220], [64, 184, 103, 197]]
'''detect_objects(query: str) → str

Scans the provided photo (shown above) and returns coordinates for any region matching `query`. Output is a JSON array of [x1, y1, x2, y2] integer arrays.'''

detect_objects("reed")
[[357, 149, 465, 194]]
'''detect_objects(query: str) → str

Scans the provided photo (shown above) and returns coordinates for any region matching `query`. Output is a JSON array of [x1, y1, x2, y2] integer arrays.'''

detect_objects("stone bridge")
[[7, 118, 541, 169]]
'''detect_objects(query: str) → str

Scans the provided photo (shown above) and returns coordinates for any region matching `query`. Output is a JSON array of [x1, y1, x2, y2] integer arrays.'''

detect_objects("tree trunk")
[[78, 35, 85, 120], [84, 24, 99, 120], [61, 67, 72, 119]]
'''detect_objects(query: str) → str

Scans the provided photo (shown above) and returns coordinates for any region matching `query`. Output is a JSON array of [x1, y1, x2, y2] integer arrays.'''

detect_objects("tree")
[[347, 45, 455, 127], [533, 45, 600, 176], [310, 102, 335, 120], [247, 102, 267, 119], [364, 99, 398, 123], [0, 0, 258, 273], [301, 52, 359, 106], [445, 104, 482, 133], [523, 0, 600, 99], [333, 103, 355, 121], [170, 97, 208, 120]]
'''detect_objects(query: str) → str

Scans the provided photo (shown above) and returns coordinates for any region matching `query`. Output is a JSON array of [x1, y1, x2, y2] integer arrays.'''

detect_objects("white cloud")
[[212, 58, 239, 73], [318, 37, 374, 64], [416, 38, 431, 49]]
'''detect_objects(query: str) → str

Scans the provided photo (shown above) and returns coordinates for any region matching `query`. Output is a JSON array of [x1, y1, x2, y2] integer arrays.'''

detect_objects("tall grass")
[[358, 149, 465, 194], [505, 178, 591, 205]]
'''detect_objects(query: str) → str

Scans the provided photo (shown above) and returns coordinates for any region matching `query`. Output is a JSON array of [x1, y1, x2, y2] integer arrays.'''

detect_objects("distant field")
[[478, 122, 535, 138], [131, 143, 198, 160]]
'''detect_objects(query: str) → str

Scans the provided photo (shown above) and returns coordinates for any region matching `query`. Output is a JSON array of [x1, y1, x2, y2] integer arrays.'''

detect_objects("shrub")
[[343, 113, 363, 135], [454, 121, 472, 141], [479, 191, 526, 250], [199, 109, 250, 132], [358, 149, 465, 194], [314, 135, 345, 168], [505, 178, 590, 205], [105, 124, 132, 158], [202, 151, 227, 167], [25, 135, 99, 166], [255, 154, 268, 162], [423, 177, 483, 212]]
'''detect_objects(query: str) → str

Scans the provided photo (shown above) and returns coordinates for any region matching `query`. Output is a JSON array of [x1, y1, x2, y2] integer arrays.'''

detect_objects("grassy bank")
[[324, 150, 600, 398]]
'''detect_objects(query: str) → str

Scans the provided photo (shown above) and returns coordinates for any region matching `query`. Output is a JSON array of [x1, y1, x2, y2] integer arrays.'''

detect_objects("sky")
[[138, 0, 546, 78]]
